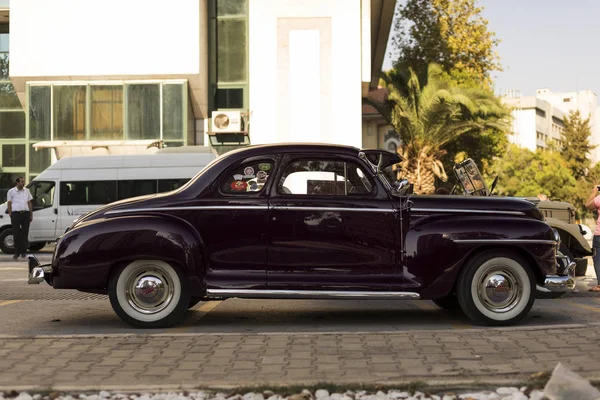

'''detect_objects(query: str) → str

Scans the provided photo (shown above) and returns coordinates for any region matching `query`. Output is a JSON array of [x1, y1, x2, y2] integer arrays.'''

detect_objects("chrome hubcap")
[[478, 268, 522, 313], [5, 234, 13, 248], [126, 266, 174, 314]]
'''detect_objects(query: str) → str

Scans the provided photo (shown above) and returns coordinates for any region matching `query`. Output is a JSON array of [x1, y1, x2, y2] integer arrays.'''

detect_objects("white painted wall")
[[9, 0, 200, 77], [249, 0, 363, 148], [510, 109, 536, 152]]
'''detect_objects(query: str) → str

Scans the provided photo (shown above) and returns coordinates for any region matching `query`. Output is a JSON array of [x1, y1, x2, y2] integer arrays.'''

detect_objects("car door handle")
[[54, 208, 58, 215]]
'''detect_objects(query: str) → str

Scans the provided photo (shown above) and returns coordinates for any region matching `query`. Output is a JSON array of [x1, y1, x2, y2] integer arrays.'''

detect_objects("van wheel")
[[108, 260, 190, 328], [0, 228, 15, 254], [28, 242, 46, 252], [457, 251, 535, 326]]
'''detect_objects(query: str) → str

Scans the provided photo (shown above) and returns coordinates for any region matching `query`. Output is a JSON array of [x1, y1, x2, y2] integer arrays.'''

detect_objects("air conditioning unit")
[[211, 111, 242, 133]]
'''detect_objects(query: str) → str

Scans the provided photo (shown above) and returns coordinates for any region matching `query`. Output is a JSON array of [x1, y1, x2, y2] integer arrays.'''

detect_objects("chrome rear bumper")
[[27, 255, 53, 285]]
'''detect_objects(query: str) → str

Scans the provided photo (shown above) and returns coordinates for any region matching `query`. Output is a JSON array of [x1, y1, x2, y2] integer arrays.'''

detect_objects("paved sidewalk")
[[1, 324, 600, 392]]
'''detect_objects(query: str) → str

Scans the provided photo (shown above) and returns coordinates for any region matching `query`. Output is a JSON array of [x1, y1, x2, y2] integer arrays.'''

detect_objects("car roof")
[[223, 142, 360, 157]]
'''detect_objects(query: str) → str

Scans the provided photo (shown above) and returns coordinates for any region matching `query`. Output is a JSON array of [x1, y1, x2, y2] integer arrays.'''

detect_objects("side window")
[[60, 181, 117, 206], [29, 181, 55, 209], [279, 160, 373, 196], [157, 179, 190, 193], [221, 161, 273, 194], [118, 180, 157, 200]]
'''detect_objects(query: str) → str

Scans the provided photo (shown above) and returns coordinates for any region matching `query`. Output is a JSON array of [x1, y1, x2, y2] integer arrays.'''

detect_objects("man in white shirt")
[[7, 177, 33, 259]]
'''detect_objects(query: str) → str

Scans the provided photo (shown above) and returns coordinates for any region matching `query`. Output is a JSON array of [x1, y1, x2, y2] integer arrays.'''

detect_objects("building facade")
[[502, 93, 565, 152], [503, 88, 600, 164], [1, 0, 395, 195]]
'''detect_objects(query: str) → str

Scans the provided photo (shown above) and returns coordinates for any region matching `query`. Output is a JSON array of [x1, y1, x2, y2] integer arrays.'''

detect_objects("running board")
[[206, 289, 420, 300]]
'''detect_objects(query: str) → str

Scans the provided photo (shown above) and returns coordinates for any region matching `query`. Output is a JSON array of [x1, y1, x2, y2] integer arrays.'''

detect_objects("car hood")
[[408, 195, 545, 221]]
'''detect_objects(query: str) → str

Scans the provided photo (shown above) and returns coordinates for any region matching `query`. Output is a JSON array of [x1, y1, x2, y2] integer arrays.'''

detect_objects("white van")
[[0, 150, 216, 253]]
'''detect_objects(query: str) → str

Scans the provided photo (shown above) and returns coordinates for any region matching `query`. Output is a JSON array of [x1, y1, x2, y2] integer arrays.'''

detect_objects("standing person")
[[585, 185, 600, 292], [6, 177, 33, 259]]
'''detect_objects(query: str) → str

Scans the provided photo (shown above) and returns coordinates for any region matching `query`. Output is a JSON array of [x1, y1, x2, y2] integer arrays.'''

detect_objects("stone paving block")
[[316, 363, 342, 371], [96, 357, 128, 366], [62, 361, 94, 371], [287, 351, 313, 359], [231, 361, 257, 370], [287, 359, 312, 368], [138, 367, 174, 377], [258, 364, 287, 374], [343, 359, 369, 369], [367, 355, 397, 364], [117, 362, 149, 371], [286, 368, 315, 380], [261, 355, 286, 365]]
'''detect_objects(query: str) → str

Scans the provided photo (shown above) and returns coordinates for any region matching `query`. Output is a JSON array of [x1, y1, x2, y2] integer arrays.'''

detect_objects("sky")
[[382, 0, 600, 97]]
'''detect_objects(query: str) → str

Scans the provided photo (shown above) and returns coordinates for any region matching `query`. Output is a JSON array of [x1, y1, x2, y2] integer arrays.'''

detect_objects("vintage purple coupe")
[[28, 143, 575, 328]]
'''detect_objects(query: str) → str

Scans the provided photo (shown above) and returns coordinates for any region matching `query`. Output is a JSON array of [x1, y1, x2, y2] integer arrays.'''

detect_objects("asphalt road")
[[0, 250, 599, 336]]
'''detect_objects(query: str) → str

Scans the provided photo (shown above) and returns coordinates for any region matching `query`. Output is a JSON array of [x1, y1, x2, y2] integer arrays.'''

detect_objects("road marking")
[[1, 278, 27, 282], [0, 300, 31, 307], [0, 268, 27, 271]]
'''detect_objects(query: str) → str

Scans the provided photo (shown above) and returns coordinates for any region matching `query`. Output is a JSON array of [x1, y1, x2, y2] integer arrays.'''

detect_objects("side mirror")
[[393, 179, 413, 195]]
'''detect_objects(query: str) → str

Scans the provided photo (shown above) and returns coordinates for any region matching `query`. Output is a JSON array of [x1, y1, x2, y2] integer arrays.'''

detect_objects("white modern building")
[[502, 92, 566, 152], [0, 0, 396, 194], [503, 88, 600, 164]]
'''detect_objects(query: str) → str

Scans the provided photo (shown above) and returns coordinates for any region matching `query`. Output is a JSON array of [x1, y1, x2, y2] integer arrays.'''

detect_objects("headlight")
[[552, 228, 561, 244]]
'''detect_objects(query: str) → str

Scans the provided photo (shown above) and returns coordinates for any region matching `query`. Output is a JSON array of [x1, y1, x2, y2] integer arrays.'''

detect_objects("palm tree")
[[364, 63, 509, 194]]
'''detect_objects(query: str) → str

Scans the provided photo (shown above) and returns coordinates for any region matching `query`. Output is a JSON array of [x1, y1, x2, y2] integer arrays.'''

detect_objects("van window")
[[29, 181, 55, 209], [118, 180, 157, 200], [60, 181, 117, 205], [158, 179, 190, 193]]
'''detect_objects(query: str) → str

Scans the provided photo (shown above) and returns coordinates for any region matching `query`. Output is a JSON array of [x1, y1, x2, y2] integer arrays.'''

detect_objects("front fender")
[[545, 217, 592, 257], [405, 215, 556, 299], [52, 215, 205, 295]]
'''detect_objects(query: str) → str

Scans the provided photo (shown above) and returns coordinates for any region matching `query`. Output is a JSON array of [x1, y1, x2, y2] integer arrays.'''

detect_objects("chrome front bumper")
[[27, 255, 53, 285], [537, 253, 577, 293]]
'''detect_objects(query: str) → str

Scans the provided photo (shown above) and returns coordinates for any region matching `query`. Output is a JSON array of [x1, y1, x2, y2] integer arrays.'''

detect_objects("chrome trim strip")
[[106, 206, 270, 215], [412, 208, 525, 216], [453, 239, 557, 245], [106, 206, 395, 215], [271, 206, 394, 213], [206, 289, 420, 300]]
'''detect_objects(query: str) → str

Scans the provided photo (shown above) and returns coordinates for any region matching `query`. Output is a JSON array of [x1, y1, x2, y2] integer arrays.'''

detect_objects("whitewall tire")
[[457, 251, 535, 326], [109, 260, 190, 328]]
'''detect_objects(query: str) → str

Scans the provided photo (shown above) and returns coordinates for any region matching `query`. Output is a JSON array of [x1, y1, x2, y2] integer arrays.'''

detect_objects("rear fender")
[[52, 215, 205, 295], [405, 215, 556, 299]]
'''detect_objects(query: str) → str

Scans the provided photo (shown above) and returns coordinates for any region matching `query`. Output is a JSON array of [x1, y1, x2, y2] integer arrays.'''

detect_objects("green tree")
[[391, 0, 501, 87], [492, 145, 576, 202], [364, 63, 509, 194], [560, 110, 596, 181]]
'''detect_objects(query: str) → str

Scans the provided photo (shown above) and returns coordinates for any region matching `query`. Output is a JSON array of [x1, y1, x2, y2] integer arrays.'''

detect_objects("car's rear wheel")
[[108, 260, 190, 328], [432, 293, 461, 310], [457, 251, 535, 326]]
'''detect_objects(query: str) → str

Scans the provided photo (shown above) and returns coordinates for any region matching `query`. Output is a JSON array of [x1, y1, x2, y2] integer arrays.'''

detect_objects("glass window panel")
[[215, 88, 243, 109], [217, 0, 247, 16], [221, 161, 273, 194], [117, 180, 157, 200], [60, 181, 117, 206], [53, 86, 86, 140], [91, 86, 123, 140], [29, 146, 51, 174], [0, 111, 25, 139], [29, 86, 51, 141], [127, 84, 160, 140], [217, 19, 247, 83], [2, 144, 26, 167], [162, 84, 183, 140], [158, 179, 190, 192], [29, 180, 55, 210], [0, 83, 22, 108], [0, 173, 21, 203]]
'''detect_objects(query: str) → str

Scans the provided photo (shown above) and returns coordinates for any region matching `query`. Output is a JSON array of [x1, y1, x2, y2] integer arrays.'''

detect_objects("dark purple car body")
[[28, 143, 574, 328]]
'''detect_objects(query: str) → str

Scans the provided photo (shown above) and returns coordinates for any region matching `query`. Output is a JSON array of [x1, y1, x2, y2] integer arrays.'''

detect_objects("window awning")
[[32, 140, 164, 159]]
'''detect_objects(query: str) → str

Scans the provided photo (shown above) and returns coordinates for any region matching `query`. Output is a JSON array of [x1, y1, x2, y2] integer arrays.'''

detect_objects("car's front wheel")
[[457, 251, 535, 326], [108, 260, 190, 328]]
